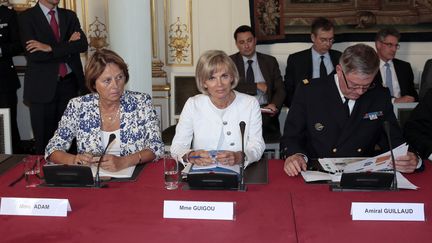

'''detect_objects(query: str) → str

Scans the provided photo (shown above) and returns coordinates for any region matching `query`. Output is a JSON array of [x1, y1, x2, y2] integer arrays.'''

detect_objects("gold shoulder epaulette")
[[302, 79, 309, 85]]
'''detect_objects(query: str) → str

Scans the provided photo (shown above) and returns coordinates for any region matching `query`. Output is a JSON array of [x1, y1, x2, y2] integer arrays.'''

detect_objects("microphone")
[[95, 133, 116, 188], [383, 121, 398, 190], [238, 121, 246, 191]]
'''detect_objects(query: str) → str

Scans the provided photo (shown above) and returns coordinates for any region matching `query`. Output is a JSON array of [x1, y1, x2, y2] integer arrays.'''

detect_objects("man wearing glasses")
[[374, 27, 418, 103], [280, 44, 420, 177], [284, 17, 341, 107]]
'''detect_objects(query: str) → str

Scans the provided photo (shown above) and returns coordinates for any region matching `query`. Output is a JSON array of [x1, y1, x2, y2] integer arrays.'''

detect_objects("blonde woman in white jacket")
[[171, 50, 265, 167]]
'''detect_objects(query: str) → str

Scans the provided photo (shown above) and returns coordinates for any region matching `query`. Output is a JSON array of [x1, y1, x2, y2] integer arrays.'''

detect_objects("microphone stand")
[[95, 134, 116, 188], [239, 121, 247, 192], [383, 121, 398, 191]]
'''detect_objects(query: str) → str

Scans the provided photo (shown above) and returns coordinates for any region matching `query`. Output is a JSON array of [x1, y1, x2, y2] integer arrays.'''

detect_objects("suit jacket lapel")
[[32, 5, 58, 43], [325, 77, 348, 130], [57, 8, 67, 42], [257, 53, 270, 84], [234, 53, 246, 79], [306, 48, 313, 80]]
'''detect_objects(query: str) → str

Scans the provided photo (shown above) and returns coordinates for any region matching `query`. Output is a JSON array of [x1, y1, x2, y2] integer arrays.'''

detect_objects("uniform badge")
[[363, 111, 383, 120], [314, 123, 324, 131], [302, 79, 309, 85]]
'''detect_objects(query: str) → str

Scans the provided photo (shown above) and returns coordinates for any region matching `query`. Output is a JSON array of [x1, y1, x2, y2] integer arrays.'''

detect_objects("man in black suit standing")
[[230, 25, 285, 142], [284, 17, 341, 107], [281, 44, 419, 177], [18, 0, 88, 154], [0, 5, 23, 153], [374, 27, 418, 103]]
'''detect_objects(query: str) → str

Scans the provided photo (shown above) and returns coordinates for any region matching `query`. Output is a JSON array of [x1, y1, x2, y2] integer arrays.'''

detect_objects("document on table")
[[301, 143, 418, 189]]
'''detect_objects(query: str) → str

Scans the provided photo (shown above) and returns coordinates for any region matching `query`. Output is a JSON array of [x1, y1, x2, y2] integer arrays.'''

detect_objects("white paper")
[[191, 163, 240, 174], [0, 197, 71, 217], [301, 171, 341, 182], [163, 200, 234, 220], [351, 202, 424, 221], [396, 172, 418, 190], [90, 165, 135, 178]]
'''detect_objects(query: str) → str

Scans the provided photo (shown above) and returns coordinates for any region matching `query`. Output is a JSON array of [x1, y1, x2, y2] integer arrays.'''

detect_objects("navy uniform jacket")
[[373, 58, 419, 101], [280, 75, 405, 159], [284, 48, 342, 107], [18, 5, 88, 103], [0, 6, 22, 94]]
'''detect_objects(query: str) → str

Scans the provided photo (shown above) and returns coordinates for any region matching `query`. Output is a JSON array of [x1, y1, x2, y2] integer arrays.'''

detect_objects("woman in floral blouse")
[[45, 49, 164, 172]]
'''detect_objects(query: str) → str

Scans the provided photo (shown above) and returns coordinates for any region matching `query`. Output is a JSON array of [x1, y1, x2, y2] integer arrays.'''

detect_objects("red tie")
[[49, 10, 67, 77]]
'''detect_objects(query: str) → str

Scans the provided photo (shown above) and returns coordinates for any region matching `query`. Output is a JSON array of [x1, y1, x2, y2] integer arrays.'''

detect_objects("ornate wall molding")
[[164, 0, 193, 66]]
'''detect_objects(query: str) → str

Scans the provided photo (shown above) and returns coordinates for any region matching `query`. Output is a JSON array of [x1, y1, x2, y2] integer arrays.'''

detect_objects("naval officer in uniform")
[[280, 44, 419, 176]]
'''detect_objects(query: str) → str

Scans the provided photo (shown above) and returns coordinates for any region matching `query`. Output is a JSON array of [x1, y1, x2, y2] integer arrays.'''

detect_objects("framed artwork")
[[250, 0, 432, 43]]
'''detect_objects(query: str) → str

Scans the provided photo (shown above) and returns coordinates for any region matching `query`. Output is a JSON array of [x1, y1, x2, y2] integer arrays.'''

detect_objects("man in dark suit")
[[0, 5, 23, 153], [280, 44, 419, 177], [18, 0, 88, 154], [374, 27, 418, 103], [284, 17, 341, 107], [230, 25, 285, 141], [404, 89, 432, 160]]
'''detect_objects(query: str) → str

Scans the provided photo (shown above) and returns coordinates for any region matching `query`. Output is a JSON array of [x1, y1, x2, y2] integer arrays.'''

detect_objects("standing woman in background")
[[45, 49, 164, 172]]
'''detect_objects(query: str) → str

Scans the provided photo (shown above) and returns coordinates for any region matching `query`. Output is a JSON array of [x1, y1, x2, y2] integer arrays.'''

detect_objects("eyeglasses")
[[380, 41, 400, 49], [341, 69, 375, 91], [319, 37, 334, 44]]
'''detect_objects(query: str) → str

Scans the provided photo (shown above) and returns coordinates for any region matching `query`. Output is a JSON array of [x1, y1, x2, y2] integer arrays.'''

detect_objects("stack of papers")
[[301, 143, 418, 190]]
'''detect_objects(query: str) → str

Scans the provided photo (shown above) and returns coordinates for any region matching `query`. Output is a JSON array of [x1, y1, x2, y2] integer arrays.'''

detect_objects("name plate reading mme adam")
[[351, 202, 424, 221], [0, 197, 71, 217], [163, 200, 235, 220]]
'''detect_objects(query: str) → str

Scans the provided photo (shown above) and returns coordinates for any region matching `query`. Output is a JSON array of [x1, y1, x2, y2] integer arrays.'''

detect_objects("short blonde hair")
[[195, 50, 239, 95]]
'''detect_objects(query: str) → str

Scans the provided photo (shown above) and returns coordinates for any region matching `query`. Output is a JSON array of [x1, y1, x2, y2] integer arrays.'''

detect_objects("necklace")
[[100, 104, 120, 125]]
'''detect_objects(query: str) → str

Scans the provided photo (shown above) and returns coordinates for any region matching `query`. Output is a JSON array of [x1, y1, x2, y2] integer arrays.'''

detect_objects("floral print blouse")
[[45, 90, 164, 160]]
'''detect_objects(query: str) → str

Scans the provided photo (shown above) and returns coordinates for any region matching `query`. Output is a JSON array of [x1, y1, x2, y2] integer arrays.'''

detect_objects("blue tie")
[[385, 63, 394, 96]]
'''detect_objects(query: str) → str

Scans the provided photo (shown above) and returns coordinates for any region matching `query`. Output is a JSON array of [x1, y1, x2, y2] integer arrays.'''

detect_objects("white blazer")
[[171, 91, 265, 166]]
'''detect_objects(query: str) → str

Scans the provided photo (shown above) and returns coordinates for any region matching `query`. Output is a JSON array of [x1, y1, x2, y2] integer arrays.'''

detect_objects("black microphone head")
[[239, 121, 246, 134], [108, 133, 116, 143]]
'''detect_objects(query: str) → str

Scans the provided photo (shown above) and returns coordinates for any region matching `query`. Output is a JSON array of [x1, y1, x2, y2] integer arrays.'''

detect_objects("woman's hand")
[[217, 151, 243, 166], [74, 153, 94, 165], [98, 154, 128, 172], [187, 150, 213, 166]]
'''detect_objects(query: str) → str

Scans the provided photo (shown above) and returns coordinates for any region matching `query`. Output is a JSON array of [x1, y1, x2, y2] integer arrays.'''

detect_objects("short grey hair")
[[375, 27, 401, 42], [195, 50, 239, 95], [339, 44, 379, 76]]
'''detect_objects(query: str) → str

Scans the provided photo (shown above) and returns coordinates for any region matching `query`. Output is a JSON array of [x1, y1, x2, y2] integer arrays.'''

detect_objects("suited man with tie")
[[0, 5, 23, 153], [284, 17, 341, 107], [374, 27, 418, 103], [230, 25, 285, 142], [18, 0, 88, 154], [281, 44, 420, 177]]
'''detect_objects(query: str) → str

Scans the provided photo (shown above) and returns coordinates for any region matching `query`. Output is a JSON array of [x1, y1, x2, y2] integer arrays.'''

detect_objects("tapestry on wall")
[[250, 0, 432, 44]]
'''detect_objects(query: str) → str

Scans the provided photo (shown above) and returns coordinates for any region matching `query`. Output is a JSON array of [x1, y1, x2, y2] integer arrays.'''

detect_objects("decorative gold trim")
[[152, 85, 171, 92], [164, 0, 193, 66], [151, 0, 158, 59]]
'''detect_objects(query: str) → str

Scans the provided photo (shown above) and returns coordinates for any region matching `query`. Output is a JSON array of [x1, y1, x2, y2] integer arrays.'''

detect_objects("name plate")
[[163, 200, 235, 220], [0, 197, 71, 217], [351, 202, 424, 221]]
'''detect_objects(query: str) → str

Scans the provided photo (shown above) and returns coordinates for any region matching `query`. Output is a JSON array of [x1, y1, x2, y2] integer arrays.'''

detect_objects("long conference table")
[[0, 156, 431, 243]]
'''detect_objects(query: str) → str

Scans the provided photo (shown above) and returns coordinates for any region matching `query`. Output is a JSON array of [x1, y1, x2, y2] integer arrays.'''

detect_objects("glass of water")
[[24, 156, 41, 188], [164, 152, 179, 190]]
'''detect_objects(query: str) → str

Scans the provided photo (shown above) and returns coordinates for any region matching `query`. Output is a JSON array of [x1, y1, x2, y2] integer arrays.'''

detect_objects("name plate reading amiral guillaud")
[[0, 197, 72, 217], [163, 200, 235, 220], [351, 202, 424, 221]]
